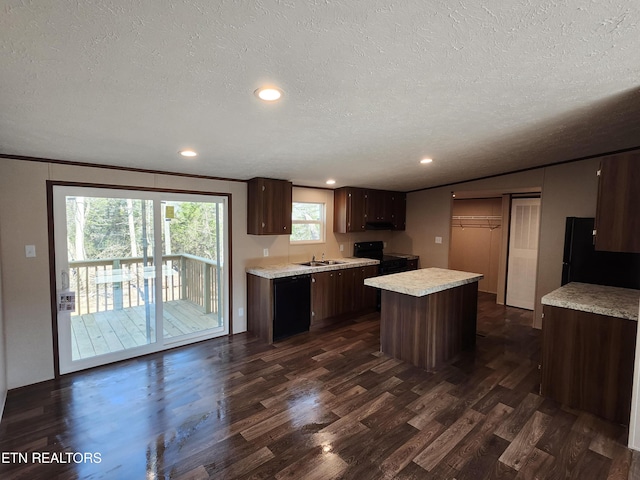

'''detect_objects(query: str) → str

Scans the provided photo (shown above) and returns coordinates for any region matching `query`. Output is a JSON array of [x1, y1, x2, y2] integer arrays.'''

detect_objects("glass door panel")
[[161, 200, 225, 341], [53, 186, 229, 374]]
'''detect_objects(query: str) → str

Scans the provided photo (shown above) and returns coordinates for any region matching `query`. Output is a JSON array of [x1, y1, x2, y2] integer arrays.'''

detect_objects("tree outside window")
[[291, 202, 325, 243]]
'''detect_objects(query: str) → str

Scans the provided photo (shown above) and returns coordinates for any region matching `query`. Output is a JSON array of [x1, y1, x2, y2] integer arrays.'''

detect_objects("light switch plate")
[[25, 245, 36, 257], [435, 236, 443, 244], [263, 248, 269, 257], [339, 244, 344, 252]]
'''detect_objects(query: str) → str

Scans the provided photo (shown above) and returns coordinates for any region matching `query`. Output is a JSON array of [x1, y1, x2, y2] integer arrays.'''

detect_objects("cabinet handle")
[[261, 222, 265, 228], [283, 226, 287, 230]]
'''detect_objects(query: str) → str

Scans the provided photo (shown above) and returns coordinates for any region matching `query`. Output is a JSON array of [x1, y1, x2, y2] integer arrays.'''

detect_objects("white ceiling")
[[1, 1, 639, 191]]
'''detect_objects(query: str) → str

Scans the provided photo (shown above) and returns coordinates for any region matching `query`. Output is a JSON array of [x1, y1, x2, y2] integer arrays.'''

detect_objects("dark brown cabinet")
[[541, 305, 636, 424], [249, 265, 379, 343], [406, 258, 418, 270], [366, 190, 394, 222], [352, 265, 378, 311], [247, 177, 292, 235], [333, 187, 367, 233], [391, 192, 406, 231], [311, 265, 377, 325], [594, 153, 640, 252], [311, 271, 335, 323], [333, 187, 406, 232]]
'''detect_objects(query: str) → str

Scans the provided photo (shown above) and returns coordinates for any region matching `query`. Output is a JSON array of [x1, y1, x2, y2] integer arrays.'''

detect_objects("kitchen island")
[[541, 282, 640, 424], [365, 268, 483, 371]]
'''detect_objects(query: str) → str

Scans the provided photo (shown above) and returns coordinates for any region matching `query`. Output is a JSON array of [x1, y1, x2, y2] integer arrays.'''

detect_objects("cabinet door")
[[366, 190, 394, 222], [311, 271, 334, 323], [362, 266, 378, 309], [353, 266, 378, 311], [348, 188, 367, 232], [262, 178, 292, 235], [337, 269, 357, 314], [247, 178, 292, 235], [352, 267, 365, 312], [333, 187, 366, 233], [391, 192, 407, 230], [595, 154, 640, 252]]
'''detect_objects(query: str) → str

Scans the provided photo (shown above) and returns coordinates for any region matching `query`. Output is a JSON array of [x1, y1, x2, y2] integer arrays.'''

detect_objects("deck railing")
[[68, 254, 221, 316]]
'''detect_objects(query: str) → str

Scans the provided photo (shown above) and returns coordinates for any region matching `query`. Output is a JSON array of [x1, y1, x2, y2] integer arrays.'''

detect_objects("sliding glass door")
[[53, 185, 229, 374]]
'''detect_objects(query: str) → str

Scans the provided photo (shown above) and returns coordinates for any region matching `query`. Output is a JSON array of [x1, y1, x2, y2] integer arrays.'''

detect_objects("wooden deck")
[[71, 299, 222, 360]]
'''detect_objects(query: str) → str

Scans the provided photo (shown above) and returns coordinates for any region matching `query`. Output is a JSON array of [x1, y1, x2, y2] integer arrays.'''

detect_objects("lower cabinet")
[[311, 265, 378, 326], [248, 265, 379, 343], [541, 305, 637, 424]]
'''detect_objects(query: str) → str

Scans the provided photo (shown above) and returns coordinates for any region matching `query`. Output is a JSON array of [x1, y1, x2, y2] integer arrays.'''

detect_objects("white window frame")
[[290, 201, 326, 244]]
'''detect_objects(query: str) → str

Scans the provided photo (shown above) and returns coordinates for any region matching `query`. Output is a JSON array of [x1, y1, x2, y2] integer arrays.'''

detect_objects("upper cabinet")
[[366, 190, 395, 223], [333, 187, 367, 233], [247, 177, 292, 235], [594, 153, 640, 253], [333, 187, 406, 232], [391, 192, 406, 231]]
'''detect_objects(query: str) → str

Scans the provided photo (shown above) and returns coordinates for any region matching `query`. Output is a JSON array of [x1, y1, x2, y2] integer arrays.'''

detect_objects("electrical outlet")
[[435, 236, 443, 244], [383, 242, 387, 248], [263, 248, 269, 257], [25, 245, 36, 258], [339, 244, 344, 252]]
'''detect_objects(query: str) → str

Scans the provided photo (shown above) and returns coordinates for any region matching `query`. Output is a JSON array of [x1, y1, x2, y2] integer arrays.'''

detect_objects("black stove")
[[353, 241, 408, 275]]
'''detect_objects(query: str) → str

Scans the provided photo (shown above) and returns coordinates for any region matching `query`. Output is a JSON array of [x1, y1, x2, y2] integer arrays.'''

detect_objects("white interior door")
[[506, 197, 541, 310], [53, 185, 229, 374]]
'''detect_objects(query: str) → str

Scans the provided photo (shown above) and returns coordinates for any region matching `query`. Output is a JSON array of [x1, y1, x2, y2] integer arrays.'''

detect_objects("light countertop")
[[364, 267, 483, 297], [246, 257, 379, 279], [541, 282, 640, 321]]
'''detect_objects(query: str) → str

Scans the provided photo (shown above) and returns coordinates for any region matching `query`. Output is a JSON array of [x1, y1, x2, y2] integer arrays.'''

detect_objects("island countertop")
[[541, 282, 640, 321], [364, 267, 483, 297]]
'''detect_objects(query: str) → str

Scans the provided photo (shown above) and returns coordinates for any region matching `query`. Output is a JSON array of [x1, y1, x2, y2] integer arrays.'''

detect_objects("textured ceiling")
[[1, 1, 639, 191]]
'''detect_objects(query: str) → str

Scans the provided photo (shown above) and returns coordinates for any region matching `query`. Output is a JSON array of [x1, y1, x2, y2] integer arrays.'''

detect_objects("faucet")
[[312, 255, 315, 262]]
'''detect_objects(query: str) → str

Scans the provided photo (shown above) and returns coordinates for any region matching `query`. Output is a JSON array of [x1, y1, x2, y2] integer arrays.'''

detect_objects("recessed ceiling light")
[[420, 158, 433, 164], [179, 149, 197, 157], [254, 86, 283, 102], [326, 179, 336, 185]]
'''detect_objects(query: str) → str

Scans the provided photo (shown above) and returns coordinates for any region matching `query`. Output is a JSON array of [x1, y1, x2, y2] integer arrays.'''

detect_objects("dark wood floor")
[[0, 293, 633, 479]]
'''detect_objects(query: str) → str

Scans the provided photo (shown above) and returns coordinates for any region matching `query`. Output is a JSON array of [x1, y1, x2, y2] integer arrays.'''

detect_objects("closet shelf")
[[452, 215, 502, 230]]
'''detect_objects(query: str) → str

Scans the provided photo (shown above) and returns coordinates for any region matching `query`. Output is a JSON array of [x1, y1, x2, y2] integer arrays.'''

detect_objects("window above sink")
[[291, 201, 326, 244]]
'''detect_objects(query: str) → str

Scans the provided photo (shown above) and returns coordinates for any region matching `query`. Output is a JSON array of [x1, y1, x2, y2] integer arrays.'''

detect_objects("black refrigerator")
[[562, 217, 640, 289]]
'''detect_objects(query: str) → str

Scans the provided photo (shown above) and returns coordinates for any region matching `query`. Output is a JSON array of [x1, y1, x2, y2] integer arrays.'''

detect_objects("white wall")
[[0, 159, 392, 389]]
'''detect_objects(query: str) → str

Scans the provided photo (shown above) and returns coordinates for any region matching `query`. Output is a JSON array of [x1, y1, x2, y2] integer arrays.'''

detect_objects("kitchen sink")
[[298, 260, 344, 267]]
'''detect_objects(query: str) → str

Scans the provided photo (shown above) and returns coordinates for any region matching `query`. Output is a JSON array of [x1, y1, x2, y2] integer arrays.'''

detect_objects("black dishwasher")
[[273, 274, 311, 341]]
